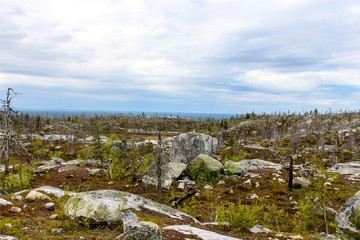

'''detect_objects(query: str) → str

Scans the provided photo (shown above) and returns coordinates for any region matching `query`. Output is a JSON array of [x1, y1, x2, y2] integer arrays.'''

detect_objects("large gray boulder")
[[336, 190, 360, 235], [189, 154, 224, 173], [0, 198, 13, 205], [65, 190, 198, 224], [170, 132, 218, 163], [188, 154, 224, 181], [142, 161, 188, 189], [225, 159, 282, 175], [0, 235, 19, 240], [120, 210, 162, 240], [224, 160, 250, 176]]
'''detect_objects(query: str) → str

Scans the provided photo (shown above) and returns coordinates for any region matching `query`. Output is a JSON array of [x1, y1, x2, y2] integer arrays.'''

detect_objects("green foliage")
[[78, 145, 95, 160], [216, 202, 263, 229], [31, 139, 50, 159], [1, 166, 34, 192], [0, 217, 28, 238], [137, 153, 155, 173], [188, 158, 222, 183]]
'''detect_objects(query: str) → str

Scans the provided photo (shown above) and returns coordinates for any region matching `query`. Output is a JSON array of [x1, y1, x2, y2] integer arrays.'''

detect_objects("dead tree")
[[0, 89, 18, 174], [0, 88, 31, 176], [156, 130, 163, 203], [288, 155, 294, 192]]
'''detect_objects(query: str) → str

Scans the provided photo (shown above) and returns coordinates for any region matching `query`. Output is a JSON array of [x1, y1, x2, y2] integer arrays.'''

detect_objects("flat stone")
[[249, 224, 271, 233], [0, 198, 13, 205], [25, 190, 52, 201], [10, 207, 21, 213], [163, 225, 241, 240], [49, 214, 59, 220], [45, 202, 55, 210]]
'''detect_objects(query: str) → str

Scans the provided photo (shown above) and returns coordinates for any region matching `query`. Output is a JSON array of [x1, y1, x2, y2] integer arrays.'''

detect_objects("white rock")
[[49, 214, 59, 220], [45, 202, 55, 210], [5, 223, 12, 229], [290, 235, 303, 240], [217, 180, 226, 185], [243, 179, 251, 185], [246, 193, 259, 200], [25, 190, 52, 201], [0, 198, 13, 205], [10, 207, 21, 213], [204, 184, 213, 190], [0, 234, 18, 240], [11, 195, 23, 201], [65, 190, 198, 223], [34, 186, 76, 198], [249, 224, 271, 233], [163, 225, 241, 240], [177, 182, 185, 190]]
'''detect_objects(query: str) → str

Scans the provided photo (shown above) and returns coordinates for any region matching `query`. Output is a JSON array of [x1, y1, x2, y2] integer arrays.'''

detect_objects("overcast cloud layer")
[[1, 0, 359, 114]]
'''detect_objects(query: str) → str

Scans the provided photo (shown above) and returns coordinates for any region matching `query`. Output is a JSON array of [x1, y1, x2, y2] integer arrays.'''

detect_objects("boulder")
[[142, 161, 187, 189], [89, 168, 107, 177], [224, 161, 250, 176], [64, 190, 198, 224], [34, 160, 59, 173], [293, 177, 311, 188], [52, 157, 64, 164], [249, 224, 272, 233], [163, 225, 241, 240], [0, 198, 13, 206], [0, 235, 19, 240], [34, 186, 76, 198], [188, 154, 224, 181], [45, 202, 55, 210], [170, 132, 218, 163], [120, 210, 162, 240], [328, 162, 360, 179], [119, 221, 162, 240], [336, 190, 360, 234], [10, 207, 21, 213], [25, 190, 52, 201], [189, 154, 224, 173], [225, 159, 282, 176]]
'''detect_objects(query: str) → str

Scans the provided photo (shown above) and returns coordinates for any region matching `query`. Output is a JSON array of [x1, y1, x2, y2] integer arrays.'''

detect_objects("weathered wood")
[[171, 188, 197, 207]]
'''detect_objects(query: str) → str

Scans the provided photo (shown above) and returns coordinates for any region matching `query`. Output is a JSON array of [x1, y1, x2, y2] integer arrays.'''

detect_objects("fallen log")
[[171, 188, 197, 207]]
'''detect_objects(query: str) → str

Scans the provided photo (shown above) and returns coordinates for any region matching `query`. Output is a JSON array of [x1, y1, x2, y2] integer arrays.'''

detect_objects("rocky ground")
[[2, 113, 360, 239]]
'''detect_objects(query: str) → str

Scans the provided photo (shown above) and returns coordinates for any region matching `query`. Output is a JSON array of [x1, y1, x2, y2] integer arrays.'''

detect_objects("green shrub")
[[1, 166, 34, 192], [216, 202, 263, 229], [188, 158, 222, 183]]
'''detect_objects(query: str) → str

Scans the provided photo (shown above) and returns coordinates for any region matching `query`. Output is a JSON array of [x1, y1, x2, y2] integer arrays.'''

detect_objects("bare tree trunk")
[[156, 130, 162, 204], [288, 155, 294, 192], [3, 88, 12, 174]]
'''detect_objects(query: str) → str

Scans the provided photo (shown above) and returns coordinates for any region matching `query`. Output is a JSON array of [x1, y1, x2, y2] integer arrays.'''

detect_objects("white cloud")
[[0, 0, 359, 112]]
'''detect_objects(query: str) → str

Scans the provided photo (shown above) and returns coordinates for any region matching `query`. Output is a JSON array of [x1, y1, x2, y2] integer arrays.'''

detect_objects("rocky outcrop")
[[119, 210, 162, 240], [65, 189, 198, 224], [225, 159, 282, 175], [336, 190, 360, 234], [328, 162, 360, 180], [163, 225, 241, 240], [25, 190, 52, 201], [0, 235, 19, 240], [170, 132, 218, 163], [142, 161, 187, 189], [0, 198, 13, 205], [188, 154, 224, 181], [189, 154, 224, 173]]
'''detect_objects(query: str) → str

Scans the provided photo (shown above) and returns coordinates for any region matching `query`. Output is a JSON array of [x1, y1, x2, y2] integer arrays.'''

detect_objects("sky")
[[0, 0, 359, 114]]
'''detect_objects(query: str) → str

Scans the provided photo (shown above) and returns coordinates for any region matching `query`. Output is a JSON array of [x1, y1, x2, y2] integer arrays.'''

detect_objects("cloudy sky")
[[0, 0, 359, 114]]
